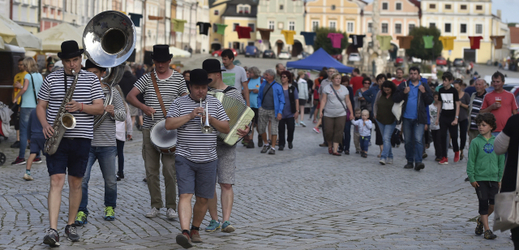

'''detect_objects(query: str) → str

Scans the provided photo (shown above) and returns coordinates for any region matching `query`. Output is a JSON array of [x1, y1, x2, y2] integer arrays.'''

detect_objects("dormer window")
[[237, 4, 251, 14]]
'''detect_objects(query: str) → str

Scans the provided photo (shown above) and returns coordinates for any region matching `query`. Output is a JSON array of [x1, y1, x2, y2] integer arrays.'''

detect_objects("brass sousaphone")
[[82, 11, 136, 128]]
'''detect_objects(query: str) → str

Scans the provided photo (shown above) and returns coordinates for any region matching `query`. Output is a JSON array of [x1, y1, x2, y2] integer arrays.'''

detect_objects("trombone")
[[200, 98, 213, 134]]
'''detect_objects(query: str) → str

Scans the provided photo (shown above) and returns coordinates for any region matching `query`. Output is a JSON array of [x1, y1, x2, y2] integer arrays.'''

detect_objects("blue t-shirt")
[[403, 81, 421, 120], [21, 72, 43, 108], [248, 77, 261, 108], [281, 88, 299, 119]]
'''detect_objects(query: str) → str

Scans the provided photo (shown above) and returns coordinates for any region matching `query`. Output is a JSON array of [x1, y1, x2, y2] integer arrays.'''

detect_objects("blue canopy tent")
[[286, 48, 354, 73]]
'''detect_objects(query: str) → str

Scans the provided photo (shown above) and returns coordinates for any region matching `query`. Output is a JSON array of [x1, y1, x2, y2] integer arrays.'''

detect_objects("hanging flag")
[[257, 28, 274, 41], [377, 35, 392, 50], [300, 32, 317, 46], [215, 24, 227, 35], [171, 19, 187, 32], [129, 13, 143, 27], [281, 30, 296, 45], [438, 36, 456, 50], [423, 36, 434, 49], [396, 36, 414, 49], [196, 22, 211, 35], [327, 33, 344, 48], [469, 36, 483, 49], [236, 26, 252, 39], [490, 36, 505, 49], [349, 35, 366, 48]]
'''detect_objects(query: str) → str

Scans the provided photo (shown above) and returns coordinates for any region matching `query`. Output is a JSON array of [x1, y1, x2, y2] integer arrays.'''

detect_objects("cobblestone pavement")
[[1, 61, 517, 249]]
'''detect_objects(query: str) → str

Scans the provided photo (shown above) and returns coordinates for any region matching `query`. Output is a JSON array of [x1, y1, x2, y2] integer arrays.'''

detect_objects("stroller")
[[0, 102, 13, 165]]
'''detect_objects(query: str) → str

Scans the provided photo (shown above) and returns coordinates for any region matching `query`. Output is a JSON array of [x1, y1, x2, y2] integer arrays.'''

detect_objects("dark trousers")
[[431, 130, 442, 158], [340, 120, 352, 152], [321, 109, 326, 143], [278, 117, 295, 147], [116, 139, 125, 175], [440, 118, 459, 158], [511, 227, 519, 249], [458, 119, 469, 150]]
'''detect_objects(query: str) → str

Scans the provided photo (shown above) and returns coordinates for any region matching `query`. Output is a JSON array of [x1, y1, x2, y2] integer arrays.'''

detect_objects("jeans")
[[19, 108, 38, 159], [341, 120, 352, 152], [360, 136, 370, 152], [402, 118, 425, 163], [278, 117, 295, 147], [376, 120, 396, 160], [116, 139, 124, 175], [79, 146, 118, 214]]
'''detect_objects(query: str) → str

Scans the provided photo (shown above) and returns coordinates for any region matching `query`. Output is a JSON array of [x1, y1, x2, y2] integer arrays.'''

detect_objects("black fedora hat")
[[188, 69, 212, 85], [83, 59, 106, 72], [58, 40, 84, 59], [202, 59, 226, 73], [151, 44, 173, 62]]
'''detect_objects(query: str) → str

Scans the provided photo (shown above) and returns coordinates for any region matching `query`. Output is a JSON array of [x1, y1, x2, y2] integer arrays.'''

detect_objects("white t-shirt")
[[221, 65, 247, 87]]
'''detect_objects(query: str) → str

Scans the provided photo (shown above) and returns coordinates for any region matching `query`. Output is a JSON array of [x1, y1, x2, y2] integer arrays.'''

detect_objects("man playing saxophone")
[[36, 40, 104, 246]]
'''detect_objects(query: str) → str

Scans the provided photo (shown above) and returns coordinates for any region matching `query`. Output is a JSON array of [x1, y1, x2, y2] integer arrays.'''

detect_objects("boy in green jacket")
[[467, 113, 505, 240]]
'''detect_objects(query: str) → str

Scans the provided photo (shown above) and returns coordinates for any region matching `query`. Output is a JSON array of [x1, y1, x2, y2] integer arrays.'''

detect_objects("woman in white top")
[[296, 71, 308, 127]]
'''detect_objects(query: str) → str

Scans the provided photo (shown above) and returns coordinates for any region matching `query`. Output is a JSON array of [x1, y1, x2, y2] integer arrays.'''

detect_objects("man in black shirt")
[[437, 72, 460, 165]]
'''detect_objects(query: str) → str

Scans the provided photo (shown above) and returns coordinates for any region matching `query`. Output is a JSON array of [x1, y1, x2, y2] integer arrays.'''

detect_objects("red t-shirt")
[[481, 90, 518, 132], [350, 76, 364, 95], [236, 26, 252, 39], [469, 36, 483, 50]]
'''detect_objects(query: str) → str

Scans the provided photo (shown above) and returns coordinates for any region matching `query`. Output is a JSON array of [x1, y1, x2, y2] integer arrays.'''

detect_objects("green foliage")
[[313, 27, 348, 55], [406, 26, 443, 61]]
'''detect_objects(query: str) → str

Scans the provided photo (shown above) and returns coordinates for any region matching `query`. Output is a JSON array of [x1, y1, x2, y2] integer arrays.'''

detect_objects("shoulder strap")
[[223, 86, 236, 93], [331, 85, 348, 113], [29, 73, 37, 102], [150, 71, 167, 116]]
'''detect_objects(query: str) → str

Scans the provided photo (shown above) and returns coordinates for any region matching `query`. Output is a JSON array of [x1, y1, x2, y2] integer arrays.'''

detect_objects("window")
[[476, 24, 483, 34], [312, 21, 319, 31], [409, 23, 415, 32], [279, 4, 283, 10], [288, 21, 295, 31], [476, 5, 482, 10], [233, 23, 239, 31], [382, 2, 388, 10], [429, 23, 436, 29], [395, 23, 402, 34], [268, 20, 275, 30], [368, 22, 373, 33], [444, 23, 451, 33], [248, 23, 255, 32], [445, 4, 451, 9], [347, 22, 354, 33], [461, 4, 467, 10], [460, 24, 467, 33], [329, 21, 336, 30], [429, 4, 436, 9], [214, 10, 219, 15], [396, 3, 402, 10], [331, 5, 336, 10], [381, 23, 388, 33]]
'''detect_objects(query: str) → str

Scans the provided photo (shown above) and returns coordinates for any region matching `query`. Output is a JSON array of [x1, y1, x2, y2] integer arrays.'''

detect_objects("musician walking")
[[202, 59, 249, 233], [37, 40, 105, 246], [74, 60, 126, 226], [165, 69, 230, 248], [127, 45, 188, 219]]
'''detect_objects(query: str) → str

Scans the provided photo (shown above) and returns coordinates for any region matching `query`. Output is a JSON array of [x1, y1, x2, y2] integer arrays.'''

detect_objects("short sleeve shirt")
[[37, 69, 105, 139], [134, 70, 187, 129], [481, 90, 518, 132], [323, 84, 349, 117], [438, 86, 459, 120], [21, 72, 43, 108], [247, 78, 261, 108], [221, 65, 247, 88], [167, 95, 229, 163]]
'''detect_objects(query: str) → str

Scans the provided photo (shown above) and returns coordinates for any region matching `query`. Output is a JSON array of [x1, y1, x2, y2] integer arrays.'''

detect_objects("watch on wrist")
[[455, 116, 459, 118]]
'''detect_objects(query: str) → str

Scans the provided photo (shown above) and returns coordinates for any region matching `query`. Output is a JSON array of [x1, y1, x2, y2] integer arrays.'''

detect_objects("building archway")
[[292, 40, 303, 57], [275, 40, 284, 55], [211, 42, 222, 51]]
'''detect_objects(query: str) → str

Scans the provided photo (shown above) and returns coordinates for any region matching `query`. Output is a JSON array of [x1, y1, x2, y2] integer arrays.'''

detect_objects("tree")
[[405, 26, 443, 61], [313, 27, 348, 55]]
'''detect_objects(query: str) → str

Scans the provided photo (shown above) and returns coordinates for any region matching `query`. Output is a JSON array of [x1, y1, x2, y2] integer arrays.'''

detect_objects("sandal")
[[328, 147, 333, 154], [332, 152, 342, 156]]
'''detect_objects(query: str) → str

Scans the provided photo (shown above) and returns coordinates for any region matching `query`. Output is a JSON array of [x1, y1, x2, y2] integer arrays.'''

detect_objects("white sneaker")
[[145, 207, 159, 218], [23, 173, 34, 181], [166, 208, 178, 220], [300, 121, 306, 127]]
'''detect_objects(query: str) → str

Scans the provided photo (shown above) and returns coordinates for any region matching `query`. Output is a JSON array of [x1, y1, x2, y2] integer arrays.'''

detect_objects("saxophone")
[[44, 70, 79, 155]]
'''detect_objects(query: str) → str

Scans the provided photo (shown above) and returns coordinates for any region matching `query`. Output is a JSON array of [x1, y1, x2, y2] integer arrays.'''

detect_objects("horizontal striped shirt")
[[92, 86, 126, 147], [470, 92, 486, 130], [37, 69, 105, 139], [134, 70, 187, 129], [167, 95, 229, 163]]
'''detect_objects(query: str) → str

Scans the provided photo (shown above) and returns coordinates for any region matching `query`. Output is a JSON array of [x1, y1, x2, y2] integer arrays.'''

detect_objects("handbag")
[[493, 149, 519, 232], [330, 85, 351, 121], [392, 81, 407, 121]]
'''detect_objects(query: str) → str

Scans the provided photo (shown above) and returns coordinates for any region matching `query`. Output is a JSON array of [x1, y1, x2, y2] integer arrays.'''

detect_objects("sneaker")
[[268, 148, 276, 155], [404, 163, 414, 169], [454, 151, 460, 163], [221, 221, 235, 233], [205, 219, 221, 232], [312, 127, 320, 133], [43, 228, 60, 247], [300, 121, 307, 127], [190, 229, 202, 243], [387, 158, 393, 164], [258, 135, 263, 147], [439, 157, 449, 165], [484, 229, 497, 240], [10, 141, 20, 148], [166, 208, 178, 220], [422, 152, 428, 159], [11, 157, 26, 165], [117, 172, 124, 179], [145, 207, 159, 218], [435, 157, 442, 162], [104, 206, 115, 221], [65, 224, 80, 242], [355, 150, 360, 154], [260, 145, 270, 153], [176, 232, 193, 249], [33, 157, 43, 164], [475, 216, 484, 235], [74, 211, 88, 226], [414, 162, 425, 171], [23, 173, 34, 181], [379, 158, 386, 165], [465, 177, 470, 182]]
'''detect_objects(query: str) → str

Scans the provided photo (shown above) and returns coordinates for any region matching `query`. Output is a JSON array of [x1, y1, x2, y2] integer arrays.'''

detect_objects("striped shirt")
[[92, 86, 126, 147], [134, 70, 187, 129], [470, 91, 486, 130], [167, 95, 229, 163], [37, 69, 105, 139]]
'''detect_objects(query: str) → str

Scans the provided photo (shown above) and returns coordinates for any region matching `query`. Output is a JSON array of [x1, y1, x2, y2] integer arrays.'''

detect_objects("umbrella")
[[0, 14, 41, 50], [169, 46, 191, 58], [32, 23, 82, 52]]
